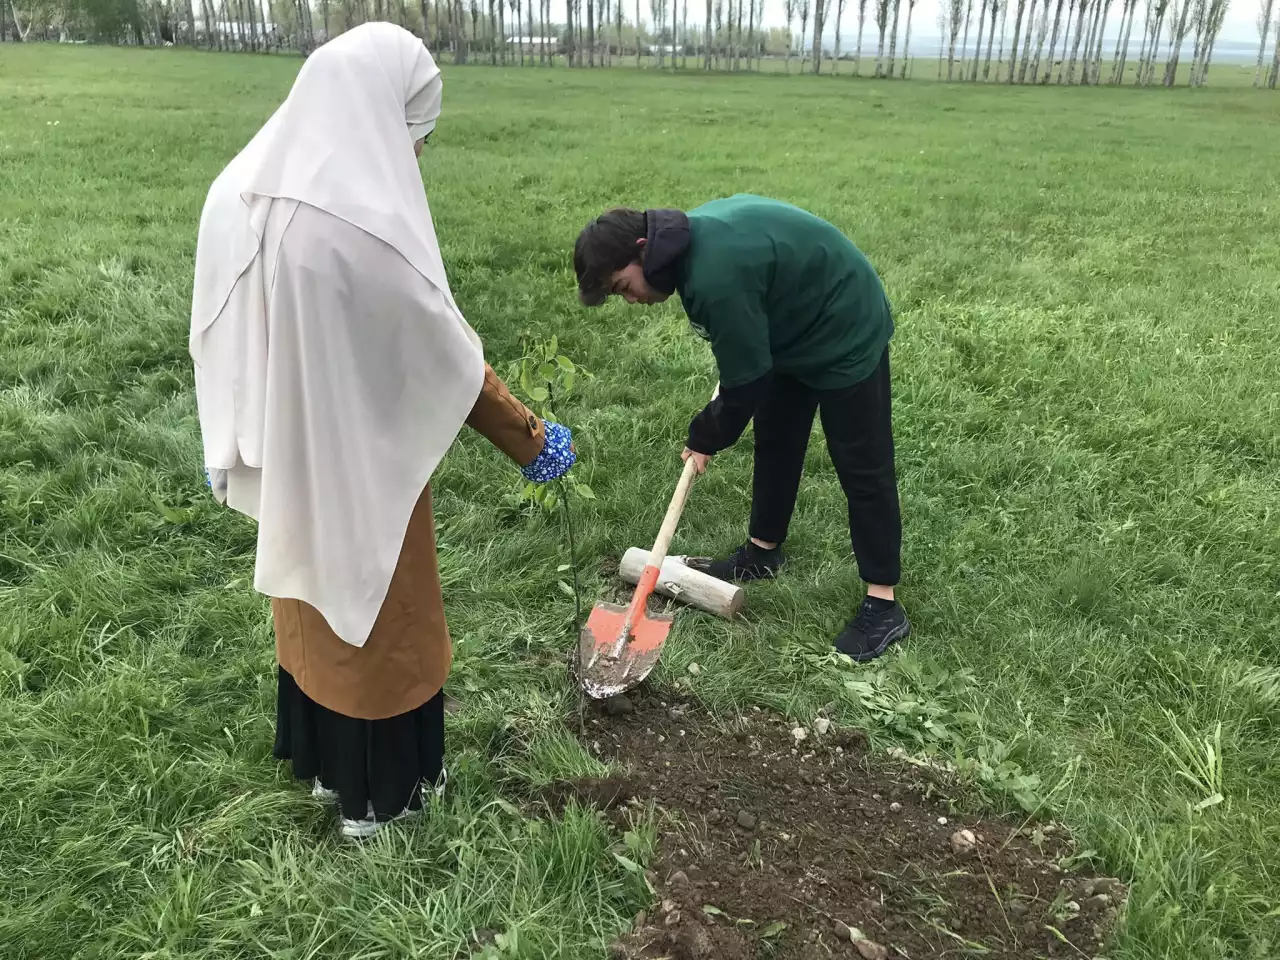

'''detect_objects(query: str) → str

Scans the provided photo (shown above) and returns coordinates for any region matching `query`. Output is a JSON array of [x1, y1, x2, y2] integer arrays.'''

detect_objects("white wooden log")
[[618, 547, 744, 620]]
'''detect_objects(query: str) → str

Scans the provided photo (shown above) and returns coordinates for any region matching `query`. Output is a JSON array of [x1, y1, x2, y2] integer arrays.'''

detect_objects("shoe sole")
[[845, 622, 912, 663]]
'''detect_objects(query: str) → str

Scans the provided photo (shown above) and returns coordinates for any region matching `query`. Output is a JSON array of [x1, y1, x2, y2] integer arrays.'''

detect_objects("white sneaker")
[[338, 768, 446, 841], [312, 779, 339, 802]]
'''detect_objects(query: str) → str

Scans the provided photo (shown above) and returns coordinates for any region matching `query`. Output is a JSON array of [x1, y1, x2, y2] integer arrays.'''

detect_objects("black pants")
[[750, 348, 901, 587]]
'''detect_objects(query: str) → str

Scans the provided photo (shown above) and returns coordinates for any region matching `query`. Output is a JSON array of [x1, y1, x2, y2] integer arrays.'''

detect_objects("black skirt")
[[273, 666, 444, 822]]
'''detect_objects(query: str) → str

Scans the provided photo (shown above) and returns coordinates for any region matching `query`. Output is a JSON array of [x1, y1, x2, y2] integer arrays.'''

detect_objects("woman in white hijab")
[[190, 22, 576, 839]]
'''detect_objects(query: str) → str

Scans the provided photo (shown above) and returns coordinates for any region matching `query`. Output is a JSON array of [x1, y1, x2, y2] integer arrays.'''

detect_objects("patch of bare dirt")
[[554, 695, 1125, 960]]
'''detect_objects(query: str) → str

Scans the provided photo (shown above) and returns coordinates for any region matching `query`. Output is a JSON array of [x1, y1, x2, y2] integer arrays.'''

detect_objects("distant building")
[[507, 35, 557, 51]]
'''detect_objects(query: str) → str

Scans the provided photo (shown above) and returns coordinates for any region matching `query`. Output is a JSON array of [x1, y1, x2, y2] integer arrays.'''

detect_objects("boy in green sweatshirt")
[[573, 194, 910, 662]]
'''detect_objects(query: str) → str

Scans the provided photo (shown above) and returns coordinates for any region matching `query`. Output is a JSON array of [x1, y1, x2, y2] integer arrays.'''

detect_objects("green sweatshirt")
[[675, 194, 893, 390]]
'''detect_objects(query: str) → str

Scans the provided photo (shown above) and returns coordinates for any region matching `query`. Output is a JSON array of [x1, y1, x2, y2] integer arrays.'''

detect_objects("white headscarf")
[[190, 23, 486, 647]]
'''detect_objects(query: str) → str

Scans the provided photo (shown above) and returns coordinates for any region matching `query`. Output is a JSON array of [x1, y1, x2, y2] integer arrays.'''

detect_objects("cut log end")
[[617, 548, 744, 621]]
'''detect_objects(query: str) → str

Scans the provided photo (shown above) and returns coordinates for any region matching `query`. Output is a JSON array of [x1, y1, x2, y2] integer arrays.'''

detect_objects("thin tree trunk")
[[683, 0, 688, 66], [1162, 0, 1191, 84], [1006, 0, 1026, 79], [996, 0, 1009, 66], [1269, 13, 1280, 86], [899, 0, 916, 73], [1030, 1, 1050, 76], [983, 0, 999, 76], [812, 0, 822, 71], [1065, 0, 1089, 80], [833, 0, 845, 70], [1254, 0, 1275, 85], [970, 0, 988, 77], [1089, 0, 1112, 81], [960, 0, 974, 76], [855, 0, 867, 74], [874, 0, 887, 74], [887, 0, 901, 74], [635, 0, 641, 64], [1081, 0, 1103, 82], [1041, 0, 1066, 79], [1017, 0, 1039, 79], [1111, 0, 1134, 81], [737, 0, 747, 68], [1145, 2, 1170, 84], [706, 0, 716, 64]]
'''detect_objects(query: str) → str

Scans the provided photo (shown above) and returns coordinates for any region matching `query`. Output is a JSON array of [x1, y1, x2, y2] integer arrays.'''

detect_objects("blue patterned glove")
[[521, 421, 576, 483]]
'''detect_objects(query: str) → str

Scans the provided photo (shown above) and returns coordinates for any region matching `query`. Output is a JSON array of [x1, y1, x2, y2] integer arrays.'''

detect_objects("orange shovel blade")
[[578, 601, 674, 700]]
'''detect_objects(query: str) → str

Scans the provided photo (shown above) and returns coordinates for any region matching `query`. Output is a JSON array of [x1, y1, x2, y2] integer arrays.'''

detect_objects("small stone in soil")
[[667, 870, 689, 887], [938, 816, 949, 825], [854, 939, 889, 960], [834, 921, 860, 942], [889, 802, 902, 812], [736, 810, 757, 830], [815, 717, 831, 735], [950, 829, 978, 857], [1085, 894, 1112, 910]]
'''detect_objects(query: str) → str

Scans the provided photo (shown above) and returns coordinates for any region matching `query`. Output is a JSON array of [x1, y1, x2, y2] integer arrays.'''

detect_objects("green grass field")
[[2, 44, 1279, 959]]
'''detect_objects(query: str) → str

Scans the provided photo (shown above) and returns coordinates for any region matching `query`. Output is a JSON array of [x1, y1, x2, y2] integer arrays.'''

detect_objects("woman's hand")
[[682, 447, 712, 475], [521, 421, 576, 484]]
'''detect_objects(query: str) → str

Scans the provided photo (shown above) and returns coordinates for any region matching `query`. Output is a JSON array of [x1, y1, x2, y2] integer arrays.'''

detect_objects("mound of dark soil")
[[555, 696, 1124, 960]]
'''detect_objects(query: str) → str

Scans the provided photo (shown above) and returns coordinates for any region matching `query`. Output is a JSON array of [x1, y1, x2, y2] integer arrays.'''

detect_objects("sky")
[[538, 0, 1272, 49]]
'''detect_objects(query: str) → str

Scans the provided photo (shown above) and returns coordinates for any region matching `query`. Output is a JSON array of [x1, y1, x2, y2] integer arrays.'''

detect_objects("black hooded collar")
[[642, 208, 691, 298]]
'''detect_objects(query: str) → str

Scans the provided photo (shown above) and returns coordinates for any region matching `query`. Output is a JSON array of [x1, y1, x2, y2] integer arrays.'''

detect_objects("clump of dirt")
[[560, 696, 1125, 960], [539, 775, 639, 811]]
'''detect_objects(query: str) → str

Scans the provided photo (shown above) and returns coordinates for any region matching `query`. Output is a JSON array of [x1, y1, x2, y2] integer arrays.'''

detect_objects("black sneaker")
[[689, 541, 786, 583], [833, 596, 911, 662]]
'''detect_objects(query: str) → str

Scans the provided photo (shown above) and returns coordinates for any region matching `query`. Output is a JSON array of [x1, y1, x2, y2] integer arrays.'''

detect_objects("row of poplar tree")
[[3, 0, 1278, 89]]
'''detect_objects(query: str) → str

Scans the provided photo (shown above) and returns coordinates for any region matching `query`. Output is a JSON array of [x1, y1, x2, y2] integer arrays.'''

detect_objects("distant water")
[[809, 35, 1267, 65]]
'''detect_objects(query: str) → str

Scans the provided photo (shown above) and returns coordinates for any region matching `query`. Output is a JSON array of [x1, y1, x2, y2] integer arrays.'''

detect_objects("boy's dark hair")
[[574, 208, 647, 306]]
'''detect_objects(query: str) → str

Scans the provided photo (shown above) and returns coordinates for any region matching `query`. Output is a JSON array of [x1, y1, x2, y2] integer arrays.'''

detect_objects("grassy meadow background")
[[2, 44, 1279, 959]]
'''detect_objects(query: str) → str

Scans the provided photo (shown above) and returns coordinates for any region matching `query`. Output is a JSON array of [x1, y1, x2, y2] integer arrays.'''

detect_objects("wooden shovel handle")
[[643, 383, 720, 571]]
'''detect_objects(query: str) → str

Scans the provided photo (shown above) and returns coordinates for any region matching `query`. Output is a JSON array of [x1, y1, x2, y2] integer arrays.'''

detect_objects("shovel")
[[578, 455, 700, 699], [578, 387, 717, 700]]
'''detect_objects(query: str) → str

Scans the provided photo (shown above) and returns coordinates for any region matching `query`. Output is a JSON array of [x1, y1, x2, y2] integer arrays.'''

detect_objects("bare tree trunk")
[[1017, 0, 1039, 79], [960, 0, 974, 76], [1082, 0, 1104, 82], [983, 0, 1000, 76], [970, 0, 988, 77], [1111, 0, 1135, 81], [1040, 0, 1066, 79], [800, 0, 811, 70], [1145, 1, 1171, 84], [1089, 0, 1112, 81], [1030, 2, 1050, 76], [899, 0, 916, 73], [855, 0, 868, 74], [873, 0, 887, 74], [947, 0, 964, 76], [683, 0, 689, 67], [887, 0, 901, 73], [1255, 0, 1275, 85], [812, 0, 823, 71], [1270, 12, 1280, 86], [1006, 0, 1027, 78], [1191, 0, 1225, 84], [1162, 0, 1191, 84], [1065, 0, 1090, 80], [833, 0, 846, 70], [996, 0, 1009, 65], [635, 0, 641, 64], [737, 0, 747, 67]]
